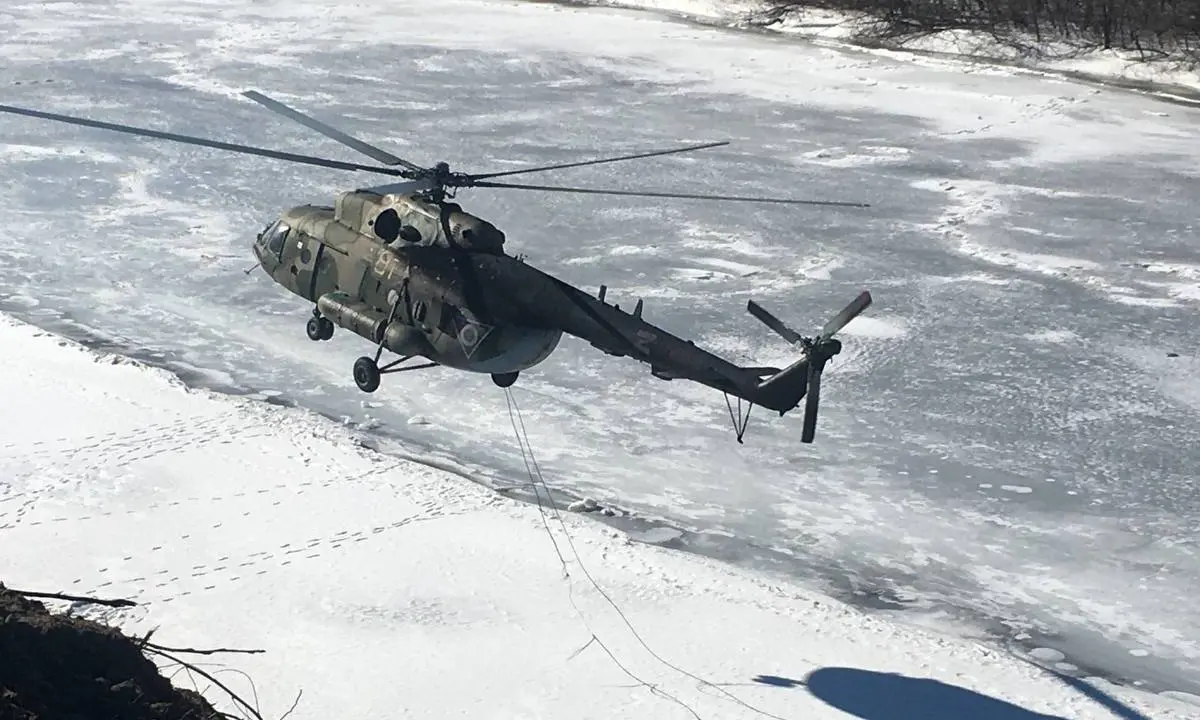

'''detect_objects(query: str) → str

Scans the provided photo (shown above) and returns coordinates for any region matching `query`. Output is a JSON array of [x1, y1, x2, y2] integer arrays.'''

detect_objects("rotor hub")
[[801, 336, 842, 372]]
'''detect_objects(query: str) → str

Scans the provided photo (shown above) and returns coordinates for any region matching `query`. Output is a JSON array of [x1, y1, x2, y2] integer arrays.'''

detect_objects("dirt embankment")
[[0, 584, 223, 720]]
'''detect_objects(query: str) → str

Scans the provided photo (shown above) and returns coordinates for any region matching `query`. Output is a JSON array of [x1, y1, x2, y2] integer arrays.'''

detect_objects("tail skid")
[[725, 290, 872, 443]]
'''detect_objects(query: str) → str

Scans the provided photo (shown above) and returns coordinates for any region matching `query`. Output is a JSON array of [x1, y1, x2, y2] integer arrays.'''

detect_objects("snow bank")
[[2, 313, 1196, 718], [577, 0, 1200, 97]]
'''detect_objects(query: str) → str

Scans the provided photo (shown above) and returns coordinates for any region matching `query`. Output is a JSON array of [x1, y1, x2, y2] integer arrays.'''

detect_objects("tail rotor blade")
[[747, 300, 804, 345], [801, 364, 822, 443], [819, 290, 872, 343]]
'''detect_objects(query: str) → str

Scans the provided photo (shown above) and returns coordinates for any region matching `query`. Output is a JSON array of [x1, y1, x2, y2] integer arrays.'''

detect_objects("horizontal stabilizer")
[[754, 354, 813, 411], [743, 365, 783, 378]]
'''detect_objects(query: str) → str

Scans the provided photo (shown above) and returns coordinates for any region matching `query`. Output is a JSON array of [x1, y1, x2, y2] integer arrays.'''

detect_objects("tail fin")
[[745, 291, 872, 442]]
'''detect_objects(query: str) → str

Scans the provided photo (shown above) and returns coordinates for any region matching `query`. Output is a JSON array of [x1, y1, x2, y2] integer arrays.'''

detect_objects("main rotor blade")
[[819, 290, 873, 342], [0, 103, 409, 177], [468, 141, 730, 180], [242, 90, 426, 174], [467, 179, 870, 207]]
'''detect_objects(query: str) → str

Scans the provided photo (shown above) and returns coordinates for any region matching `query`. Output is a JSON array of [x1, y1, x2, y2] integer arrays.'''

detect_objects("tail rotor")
[[747, 290, 872, 443]]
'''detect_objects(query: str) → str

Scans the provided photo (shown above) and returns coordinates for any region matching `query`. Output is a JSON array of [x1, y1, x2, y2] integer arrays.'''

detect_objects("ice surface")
[[3, 313, 1198, 719], [0, 0, 1198, 701]]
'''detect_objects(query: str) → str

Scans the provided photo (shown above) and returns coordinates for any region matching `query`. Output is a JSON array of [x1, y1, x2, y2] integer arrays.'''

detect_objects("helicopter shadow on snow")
[[744, 665, 1155, 720]]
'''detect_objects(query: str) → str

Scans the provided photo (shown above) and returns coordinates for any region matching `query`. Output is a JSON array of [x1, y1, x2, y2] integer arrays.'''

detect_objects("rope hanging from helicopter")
[[724, 393, 754, 444], [500, 387, 788, 720]]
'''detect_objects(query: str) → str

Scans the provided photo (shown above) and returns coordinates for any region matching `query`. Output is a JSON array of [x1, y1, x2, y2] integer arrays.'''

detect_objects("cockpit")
[[253, 219, 291, 267]]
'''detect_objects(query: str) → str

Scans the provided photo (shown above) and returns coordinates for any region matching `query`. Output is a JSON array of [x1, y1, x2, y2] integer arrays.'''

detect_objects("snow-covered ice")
[[1, 0, 1198, 704], [3, 313, 1198, 719]]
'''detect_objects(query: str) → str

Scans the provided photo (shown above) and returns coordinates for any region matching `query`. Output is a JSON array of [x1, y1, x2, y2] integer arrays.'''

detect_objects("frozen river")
[[1, 0, 1197, 698]]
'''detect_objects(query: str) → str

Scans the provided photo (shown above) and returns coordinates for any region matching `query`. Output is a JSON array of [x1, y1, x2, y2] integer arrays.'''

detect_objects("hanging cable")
[[504, 388, 702, 719], [502, 388, 789, 720], [504, 389, 567, 570]]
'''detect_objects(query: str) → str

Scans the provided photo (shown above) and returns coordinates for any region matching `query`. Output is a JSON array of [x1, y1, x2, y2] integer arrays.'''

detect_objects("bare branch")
[[137, 626, 161, 650], [146, 642, 265, 656], [278, 689, 303, 720], [11, 588, 137, 607], [210, 667, 263, 719], [760, 0, 1200, 62], [144, 646, 265, 720]]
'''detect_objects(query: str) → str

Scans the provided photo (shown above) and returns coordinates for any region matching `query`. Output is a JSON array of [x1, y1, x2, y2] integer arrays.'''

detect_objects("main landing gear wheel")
[[353, 356, 381, 393], [491, 371, 518, 388], [306, 316, 334, 341]]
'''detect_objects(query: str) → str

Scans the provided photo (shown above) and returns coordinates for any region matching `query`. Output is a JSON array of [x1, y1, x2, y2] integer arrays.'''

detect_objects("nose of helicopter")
[[252, 227, 274, 270], [252, 233, 265, 264], [249, 231, 276, 278]]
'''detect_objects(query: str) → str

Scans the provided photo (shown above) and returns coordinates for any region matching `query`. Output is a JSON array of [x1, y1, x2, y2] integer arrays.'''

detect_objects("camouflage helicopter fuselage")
[[252, 187, 566, 378], [249, 184, 801, 402]]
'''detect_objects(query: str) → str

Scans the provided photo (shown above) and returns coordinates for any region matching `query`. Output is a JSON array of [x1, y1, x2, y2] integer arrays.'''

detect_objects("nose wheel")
[[306, 310, 334, 341]]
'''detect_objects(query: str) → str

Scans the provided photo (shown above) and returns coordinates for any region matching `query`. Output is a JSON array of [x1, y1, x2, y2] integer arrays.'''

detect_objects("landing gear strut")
[[351, 293, 439, 393], [351, 354, 440, 393], [306, 307, 334, 341]]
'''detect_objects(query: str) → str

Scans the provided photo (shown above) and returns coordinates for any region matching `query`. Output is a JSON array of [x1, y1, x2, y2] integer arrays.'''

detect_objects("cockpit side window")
[[267, 222, 291, 260]]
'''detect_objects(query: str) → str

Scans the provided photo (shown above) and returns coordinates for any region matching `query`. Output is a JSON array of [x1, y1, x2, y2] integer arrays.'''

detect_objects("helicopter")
[[0, 90, 874, 443]]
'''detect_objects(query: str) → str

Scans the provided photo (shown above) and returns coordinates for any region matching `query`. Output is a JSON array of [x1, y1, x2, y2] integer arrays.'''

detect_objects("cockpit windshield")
[[254, 220, 291, 267], [265, 221, 290, 259], [255, 220, 275, 247]]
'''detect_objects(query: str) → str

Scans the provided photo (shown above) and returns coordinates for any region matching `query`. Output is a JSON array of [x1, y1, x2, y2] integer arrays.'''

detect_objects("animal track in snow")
[[3, 455, 412, 531], [78, 504, 480, 603], [941, 94, 1084, 138], [0, 494, 41, 530], [0, 410, 253, 471], [911, 177, 1193, 308]]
